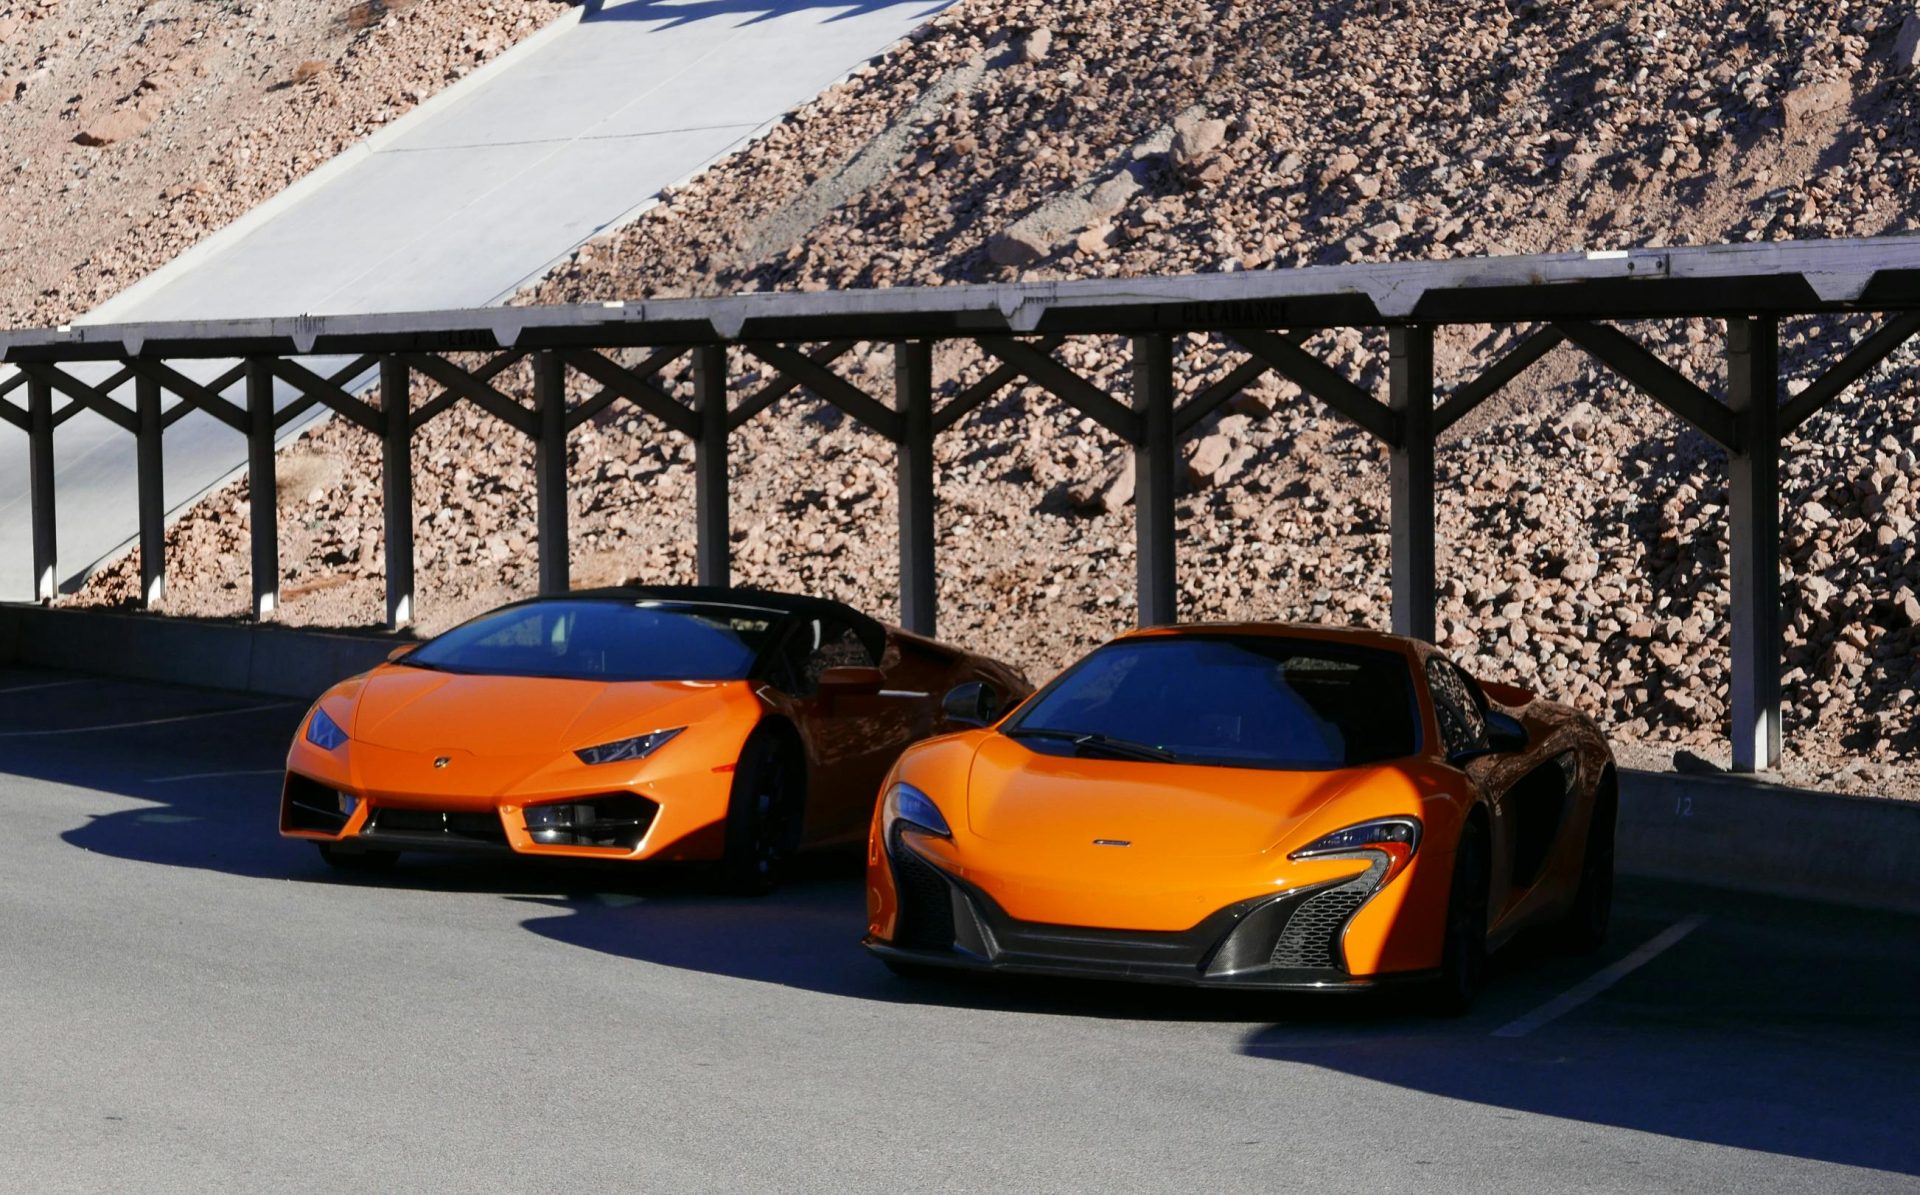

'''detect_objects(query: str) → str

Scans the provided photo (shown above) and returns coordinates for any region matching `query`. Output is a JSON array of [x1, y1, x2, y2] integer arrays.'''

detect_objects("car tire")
[[1562, 782, 1616, 954], [719, 728, 804, 896], [315, 842, 399, 873], [1430, 818, 1490, 1017]]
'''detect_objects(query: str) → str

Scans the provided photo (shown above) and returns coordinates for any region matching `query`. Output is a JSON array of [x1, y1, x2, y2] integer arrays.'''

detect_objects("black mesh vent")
[[890, 831, 956, 950], [365, 806, 508, 846], [522, 793, 660, 849], [1270, 856, 1387, 972], [282, 772, 349, 834]]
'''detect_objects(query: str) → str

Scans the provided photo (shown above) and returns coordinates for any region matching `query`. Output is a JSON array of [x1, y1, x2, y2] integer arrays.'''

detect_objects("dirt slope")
[[69, 0, 1920, 794]]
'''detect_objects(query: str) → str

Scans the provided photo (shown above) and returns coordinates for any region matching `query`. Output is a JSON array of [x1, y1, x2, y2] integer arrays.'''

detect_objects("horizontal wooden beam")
[[1556, 320, 1736, 449]]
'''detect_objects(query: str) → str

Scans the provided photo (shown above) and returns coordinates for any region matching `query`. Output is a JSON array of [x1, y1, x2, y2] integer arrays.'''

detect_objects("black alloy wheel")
[[720, 729, 804, 896], [1431, 819, 1491, 1016]]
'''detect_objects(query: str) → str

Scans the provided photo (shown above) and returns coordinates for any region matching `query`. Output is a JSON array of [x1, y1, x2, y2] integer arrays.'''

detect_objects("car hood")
[[348, 666, 742, 754], [963, 732, 1379, 860]]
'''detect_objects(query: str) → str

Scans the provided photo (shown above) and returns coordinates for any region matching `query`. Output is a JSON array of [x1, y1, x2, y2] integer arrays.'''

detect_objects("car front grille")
[[889, 830, 957, 949], [363, 806, 509, 846]]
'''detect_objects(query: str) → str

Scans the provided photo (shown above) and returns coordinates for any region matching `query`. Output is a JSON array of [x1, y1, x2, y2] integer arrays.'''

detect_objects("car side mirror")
[[1486, 710, 1529, 753], [818, 665, 885, 700], [386, 643, 420, 662], [942, 681, 1000, 728]]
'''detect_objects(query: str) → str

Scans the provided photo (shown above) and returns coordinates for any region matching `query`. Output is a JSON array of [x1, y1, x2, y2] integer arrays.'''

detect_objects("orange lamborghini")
[[864, 623, 1616, 1010], [282, 586, 1028, 891]]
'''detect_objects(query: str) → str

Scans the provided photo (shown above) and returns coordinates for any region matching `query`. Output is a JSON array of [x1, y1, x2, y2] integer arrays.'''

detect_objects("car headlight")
[[883, 781, 951, 838], [306, 706, 348, 751], [1289, 816, 1421, 885], [575, 727, 684, 766]]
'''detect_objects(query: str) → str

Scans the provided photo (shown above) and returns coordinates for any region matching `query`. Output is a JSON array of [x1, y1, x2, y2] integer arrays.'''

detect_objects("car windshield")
[[1006, 635, 1419, 770], [398, 600, 782, 682]]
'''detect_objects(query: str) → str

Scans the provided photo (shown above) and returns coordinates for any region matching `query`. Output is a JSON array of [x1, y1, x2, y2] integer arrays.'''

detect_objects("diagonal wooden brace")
[[1555, 320, 1736, 449]]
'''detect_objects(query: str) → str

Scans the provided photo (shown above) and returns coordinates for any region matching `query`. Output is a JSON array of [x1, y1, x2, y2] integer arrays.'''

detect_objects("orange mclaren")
[[864, 623, 1616, 1010], [282, 586, 1028, 891]]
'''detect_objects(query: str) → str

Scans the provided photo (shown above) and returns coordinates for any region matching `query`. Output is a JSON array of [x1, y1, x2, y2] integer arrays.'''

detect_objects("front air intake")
[[521, 793, 660, 850]]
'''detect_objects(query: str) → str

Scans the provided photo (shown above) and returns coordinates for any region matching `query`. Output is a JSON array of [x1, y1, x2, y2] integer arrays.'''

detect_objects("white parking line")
[[0, 702, 301, 737], [1491, 914, 1708, 1038]]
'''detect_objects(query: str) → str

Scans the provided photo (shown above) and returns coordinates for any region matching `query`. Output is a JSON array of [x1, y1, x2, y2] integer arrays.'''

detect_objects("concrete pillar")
[[1132, 333, 1177, 627], [136, 372, 165, 608], [26, 373, 55, 603], [1389, 326, 1436, 642], [534, 351, 570, 596], [380, 357, 415, 628], [693, 344, 730, 588], [1728, 316, 1782, 773], [246, 359, 278, 619], [895, 340, 937, 636]]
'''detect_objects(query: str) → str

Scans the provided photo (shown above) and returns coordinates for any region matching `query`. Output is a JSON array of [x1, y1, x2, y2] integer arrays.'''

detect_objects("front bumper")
[[869, 837, 1435, 991], [280, 771, 668, 860]]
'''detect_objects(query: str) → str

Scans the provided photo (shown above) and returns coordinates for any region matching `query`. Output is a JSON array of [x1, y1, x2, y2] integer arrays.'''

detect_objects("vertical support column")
[[534, 351, 570, 596], [693, 344, 730, 588], [380, 357, 415, 628], [1728, 316, 1782, 773], [1132, 333, 1177, 627], [135, 371, 165, 609], [246, 358, 278, 620], [26, 373, 56, 603], [895, 340, 937, 637], [1389, 326, 1436, 642]]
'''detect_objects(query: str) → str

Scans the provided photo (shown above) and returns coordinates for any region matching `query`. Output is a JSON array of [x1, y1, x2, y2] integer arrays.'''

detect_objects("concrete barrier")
[[1618, 769, 1920, 916], [2, 602, 1916, 913], [0, 604, 398, 700]]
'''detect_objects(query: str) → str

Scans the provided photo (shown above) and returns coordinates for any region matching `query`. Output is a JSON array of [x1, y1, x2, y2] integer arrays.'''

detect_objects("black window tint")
[[401, 600, 777, 682], [1427, 658, 1488, 757]]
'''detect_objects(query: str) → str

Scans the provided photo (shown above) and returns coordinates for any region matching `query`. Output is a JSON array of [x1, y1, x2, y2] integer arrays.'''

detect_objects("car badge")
[[433, 756, 451, 769], [1092, 839, 1131, 847]]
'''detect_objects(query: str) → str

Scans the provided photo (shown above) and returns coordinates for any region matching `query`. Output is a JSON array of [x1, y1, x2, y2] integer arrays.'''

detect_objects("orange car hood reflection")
[[965, 733, 1378, 860], [351, 668, 737, 754]]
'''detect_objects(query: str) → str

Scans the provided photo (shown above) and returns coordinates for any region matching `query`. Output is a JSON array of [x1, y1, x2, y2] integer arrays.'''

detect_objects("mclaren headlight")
[[1289, 816, 1421, 886], [305, 706, 348, 751], [882, 781, 952, 838], [575, 727, 684, 767]]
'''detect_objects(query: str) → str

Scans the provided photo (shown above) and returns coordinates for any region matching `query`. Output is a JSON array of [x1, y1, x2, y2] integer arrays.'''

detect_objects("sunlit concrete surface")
[[0, 0, 954, 601], [2, 666, 1916, 1193]]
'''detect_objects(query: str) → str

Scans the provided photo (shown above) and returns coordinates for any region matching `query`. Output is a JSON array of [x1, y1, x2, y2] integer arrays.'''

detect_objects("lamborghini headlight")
[[305, 706, 348, 751], [574, 727, 684, 766], [1289, 816, 1421, 886], [882, 781, 951, 838]]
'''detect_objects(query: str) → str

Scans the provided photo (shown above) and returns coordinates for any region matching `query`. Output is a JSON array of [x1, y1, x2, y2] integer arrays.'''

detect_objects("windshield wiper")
[[1005, 727, 1179, 764]]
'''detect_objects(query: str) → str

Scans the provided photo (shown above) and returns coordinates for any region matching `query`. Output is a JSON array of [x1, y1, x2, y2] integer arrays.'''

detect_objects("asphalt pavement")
[[0, 0, 956, 601], [1, 664, 1915, 1193]]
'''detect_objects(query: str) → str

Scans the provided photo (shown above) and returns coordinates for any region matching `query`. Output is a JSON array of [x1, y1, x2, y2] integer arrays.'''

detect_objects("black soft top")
[[536, 585, 889, 661]]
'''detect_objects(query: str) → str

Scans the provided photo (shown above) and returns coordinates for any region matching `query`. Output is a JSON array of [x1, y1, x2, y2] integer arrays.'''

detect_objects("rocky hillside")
[[71, 0, 1920, 794], [0, 0, 567, 329]]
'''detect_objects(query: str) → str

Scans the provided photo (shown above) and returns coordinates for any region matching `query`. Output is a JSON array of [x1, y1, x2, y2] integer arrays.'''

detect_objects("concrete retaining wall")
[[3, 603, 1916, 913], [0, 604, 398, 700]]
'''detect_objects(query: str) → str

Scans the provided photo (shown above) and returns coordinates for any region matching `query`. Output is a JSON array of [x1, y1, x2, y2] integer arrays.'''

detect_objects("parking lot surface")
[[1, 666, 1915, 1193]]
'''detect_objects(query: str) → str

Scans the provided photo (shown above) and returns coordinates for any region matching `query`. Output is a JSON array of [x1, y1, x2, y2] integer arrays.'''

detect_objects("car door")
[[767, 616, 899, 845]]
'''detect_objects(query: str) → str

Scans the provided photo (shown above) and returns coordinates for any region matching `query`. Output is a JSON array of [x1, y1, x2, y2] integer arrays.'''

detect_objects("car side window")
[[1426, 657, 1489, 758], [769, 618, 876, 697]]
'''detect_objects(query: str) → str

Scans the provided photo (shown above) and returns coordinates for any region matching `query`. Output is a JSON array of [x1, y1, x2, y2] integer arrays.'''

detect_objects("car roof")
[[529, 584, 889, 658], [1117, 620, 1427, 654]]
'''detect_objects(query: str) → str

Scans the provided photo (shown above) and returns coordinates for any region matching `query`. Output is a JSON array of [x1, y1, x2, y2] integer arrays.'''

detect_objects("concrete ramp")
[[0, 0, 953, 601]]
